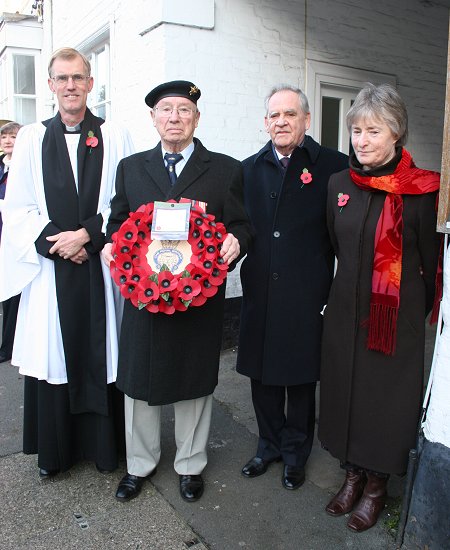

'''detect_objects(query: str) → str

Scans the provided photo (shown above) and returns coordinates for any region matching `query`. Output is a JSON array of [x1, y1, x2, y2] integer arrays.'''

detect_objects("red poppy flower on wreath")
[[300, 168, 312, 187], [337, 192, 350, 211], [110, 201, 229, 315], [177, 276, 202, 301], [137, 280, 160, 305], [158, 270, 178, 295], [86, 130, 98, 153]]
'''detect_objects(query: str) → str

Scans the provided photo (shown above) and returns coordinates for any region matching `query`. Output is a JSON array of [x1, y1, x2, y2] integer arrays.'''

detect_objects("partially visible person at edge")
[[0, 121, 22, 363], [319, 83, 441, 533], [102, 80, 251, 504], [0, 47, 134, 478], [237, 85, 348, 490]]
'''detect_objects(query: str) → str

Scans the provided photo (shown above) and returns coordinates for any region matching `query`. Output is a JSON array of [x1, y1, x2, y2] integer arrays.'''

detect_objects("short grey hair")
[[48, 47, 91, 78], [0, 121, 22, 135], [346, 83, 408, 146], [265, 84, 310, 116]]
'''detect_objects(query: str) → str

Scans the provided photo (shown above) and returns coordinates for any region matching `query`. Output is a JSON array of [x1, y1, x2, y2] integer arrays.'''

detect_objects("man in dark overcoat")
[[237, 84, 348, 489], [102, 81, 251, 503]]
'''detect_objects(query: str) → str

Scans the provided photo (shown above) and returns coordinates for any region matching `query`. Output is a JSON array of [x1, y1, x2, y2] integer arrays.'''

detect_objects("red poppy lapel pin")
[[337, 192, 350, 212], [300, 168, 312, 188], [86, 130, 98, 153]]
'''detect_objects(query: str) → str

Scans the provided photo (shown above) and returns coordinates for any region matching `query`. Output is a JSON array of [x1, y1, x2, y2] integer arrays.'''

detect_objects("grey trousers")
[[124, 394, 213, 477]]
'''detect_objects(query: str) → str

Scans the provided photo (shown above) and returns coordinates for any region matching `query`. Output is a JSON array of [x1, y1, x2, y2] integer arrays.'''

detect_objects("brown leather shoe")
[[326, 468, 366, 516], [347, 472, 388, 532]]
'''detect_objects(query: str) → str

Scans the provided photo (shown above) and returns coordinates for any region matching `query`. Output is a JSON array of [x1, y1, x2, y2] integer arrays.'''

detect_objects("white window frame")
[[0, 54, 9, 120], [88, 42, 111, 120], [0, 47, 40, 124], [77, 25, 111, 120], [306, 61, 397, 154]]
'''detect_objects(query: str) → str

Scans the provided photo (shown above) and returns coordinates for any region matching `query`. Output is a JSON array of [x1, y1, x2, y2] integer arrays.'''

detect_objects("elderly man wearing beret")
[[102, 80, 251, 503]]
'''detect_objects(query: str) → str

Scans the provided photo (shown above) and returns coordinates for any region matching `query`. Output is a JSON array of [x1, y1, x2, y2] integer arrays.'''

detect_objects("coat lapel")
[[169, 139, 209, 199], [144, 145, 172, 197], [143, 139, 210, 200]]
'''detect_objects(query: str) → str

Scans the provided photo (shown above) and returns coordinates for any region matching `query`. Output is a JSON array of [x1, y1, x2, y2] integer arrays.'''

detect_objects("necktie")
[[280, 156, 290, 170], [164, 153, 183, 185]]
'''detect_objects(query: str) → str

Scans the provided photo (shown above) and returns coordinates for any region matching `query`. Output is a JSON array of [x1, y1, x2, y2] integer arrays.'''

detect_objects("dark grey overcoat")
[[318, 158, 440, 474], [107, 138, 251, 405], [236, 137, 348, 385]]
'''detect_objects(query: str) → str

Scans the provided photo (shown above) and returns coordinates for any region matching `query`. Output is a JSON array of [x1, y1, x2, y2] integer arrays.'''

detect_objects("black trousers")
[[251, 378, 316, 468], [0, 294, 20, 357]]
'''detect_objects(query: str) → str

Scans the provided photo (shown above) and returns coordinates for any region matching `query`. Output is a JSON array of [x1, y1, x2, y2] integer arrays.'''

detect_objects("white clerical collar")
[[64, 122, 82, 133]]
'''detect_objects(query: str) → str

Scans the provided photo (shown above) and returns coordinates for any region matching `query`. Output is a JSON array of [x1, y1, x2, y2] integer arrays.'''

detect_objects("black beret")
[[145, 80, 201, 108]]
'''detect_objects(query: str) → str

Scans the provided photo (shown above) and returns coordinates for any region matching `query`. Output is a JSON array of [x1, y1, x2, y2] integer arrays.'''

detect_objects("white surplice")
[[0, 120, 134, 383]]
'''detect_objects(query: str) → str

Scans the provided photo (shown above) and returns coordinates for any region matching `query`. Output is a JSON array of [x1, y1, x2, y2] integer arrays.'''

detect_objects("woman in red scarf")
[[319, 84, 441, 532]]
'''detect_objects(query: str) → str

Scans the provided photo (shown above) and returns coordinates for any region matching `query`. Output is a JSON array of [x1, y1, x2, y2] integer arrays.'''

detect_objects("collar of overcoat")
[[253, 135, 321, 167], [143, 137, 211, 200]]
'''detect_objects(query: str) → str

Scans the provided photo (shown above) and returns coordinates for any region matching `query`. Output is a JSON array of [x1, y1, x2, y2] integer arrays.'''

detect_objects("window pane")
[[0, 60, 7, 102], [13, 55, 35, 94], [321, 96, 340, 150], [14, 97, 36, 124], [96, 104, 106, 120], [96, 48, 107, 104], [348, 99, 355, 155]]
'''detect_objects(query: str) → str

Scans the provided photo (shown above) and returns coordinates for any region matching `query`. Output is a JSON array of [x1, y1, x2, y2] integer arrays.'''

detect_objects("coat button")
[[272, 273, 279, 280], [270, 191, 277, 198], [273, 231, 280, 238]]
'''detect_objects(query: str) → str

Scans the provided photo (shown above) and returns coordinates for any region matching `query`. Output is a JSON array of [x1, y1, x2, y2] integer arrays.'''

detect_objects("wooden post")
[[437, 17, 450, 233]]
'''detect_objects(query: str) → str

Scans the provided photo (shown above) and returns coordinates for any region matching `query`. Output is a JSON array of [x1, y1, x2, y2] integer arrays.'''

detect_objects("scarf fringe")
[[367, 303, 398, 356]]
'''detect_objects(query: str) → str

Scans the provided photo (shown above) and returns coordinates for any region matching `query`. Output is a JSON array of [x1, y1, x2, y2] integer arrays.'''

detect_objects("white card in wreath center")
[[151, 201, 190, 240]]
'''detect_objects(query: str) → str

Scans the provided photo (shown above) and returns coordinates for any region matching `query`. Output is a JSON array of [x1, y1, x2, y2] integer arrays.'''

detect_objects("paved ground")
[[1, 309, 436, 549]]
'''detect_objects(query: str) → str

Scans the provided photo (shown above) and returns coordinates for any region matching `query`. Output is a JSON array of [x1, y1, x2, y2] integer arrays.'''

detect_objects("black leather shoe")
[[241, 456, 281, 478], [115, 469, 156, 502], [282, 465, 305, 490], [96, 463, 115, 474], [39, 468, 59, 478], [0, 351, 11, 363], [179, 474, 204, 502]]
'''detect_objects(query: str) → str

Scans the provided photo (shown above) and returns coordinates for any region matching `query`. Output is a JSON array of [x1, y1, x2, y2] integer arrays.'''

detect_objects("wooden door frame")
[[437, 17, 450, 233]]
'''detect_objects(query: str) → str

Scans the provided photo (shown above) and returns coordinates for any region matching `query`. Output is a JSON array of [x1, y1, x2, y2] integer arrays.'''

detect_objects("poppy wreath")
[[110, 201, 229, 314]]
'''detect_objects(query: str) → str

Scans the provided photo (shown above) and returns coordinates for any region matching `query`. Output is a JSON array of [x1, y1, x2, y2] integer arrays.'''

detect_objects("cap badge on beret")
[[189, 85, 200, 96]]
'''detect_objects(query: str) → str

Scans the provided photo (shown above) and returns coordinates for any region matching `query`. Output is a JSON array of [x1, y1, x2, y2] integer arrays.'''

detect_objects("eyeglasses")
[[154, 106, 196, 118], [51, 74, 90, 85]]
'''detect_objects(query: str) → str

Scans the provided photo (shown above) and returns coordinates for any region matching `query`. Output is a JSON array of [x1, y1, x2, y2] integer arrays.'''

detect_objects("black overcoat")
[[318, 163, 440, 474], [107, 138, 251, 405], [236, 137, 348, 385]]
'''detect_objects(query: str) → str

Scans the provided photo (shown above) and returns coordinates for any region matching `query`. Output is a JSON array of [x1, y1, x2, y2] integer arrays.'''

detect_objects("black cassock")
[[23, 110, 124, 472]]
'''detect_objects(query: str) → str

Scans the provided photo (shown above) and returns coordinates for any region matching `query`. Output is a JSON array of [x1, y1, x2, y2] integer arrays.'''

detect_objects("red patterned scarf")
[[350, 148, 440, 355]]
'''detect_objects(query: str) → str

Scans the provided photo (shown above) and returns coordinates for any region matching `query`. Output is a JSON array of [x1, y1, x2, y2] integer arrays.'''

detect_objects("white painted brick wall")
[[47, 0, 447, 168], [46, 0, 448, 299]]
